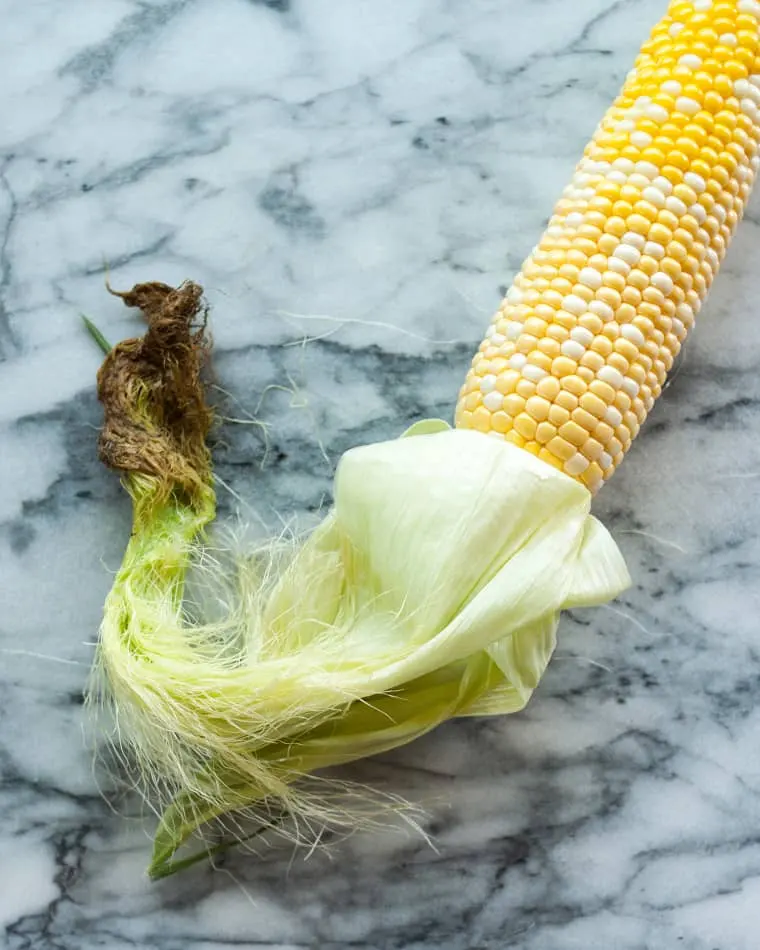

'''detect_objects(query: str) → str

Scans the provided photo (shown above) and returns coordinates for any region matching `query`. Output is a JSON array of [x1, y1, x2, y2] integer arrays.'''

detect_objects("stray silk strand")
[[87, 281, 628, 877]]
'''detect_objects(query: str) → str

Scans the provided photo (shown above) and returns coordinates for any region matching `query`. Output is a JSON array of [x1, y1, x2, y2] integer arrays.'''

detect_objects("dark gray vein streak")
[[60, 0, 192, 92], [0, 163, 20, 361]]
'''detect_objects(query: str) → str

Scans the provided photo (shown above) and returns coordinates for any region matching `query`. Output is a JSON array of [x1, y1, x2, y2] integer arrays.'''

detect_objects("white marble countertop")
[[3, 0, 760, 947]]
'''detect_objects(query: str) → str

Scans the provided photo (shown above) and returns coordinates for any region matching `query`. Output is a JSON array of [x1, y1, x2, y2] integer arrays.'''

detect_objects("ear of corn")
[[456, 0, 760, 492], [91, 0, 760, 875]]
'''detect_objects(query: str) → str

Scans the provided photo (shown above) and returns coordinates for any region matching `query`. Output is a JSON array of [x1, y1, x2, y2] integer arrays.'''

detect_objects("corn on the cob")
[[456, 0, 760, 492], [91, 0, 760, 876]]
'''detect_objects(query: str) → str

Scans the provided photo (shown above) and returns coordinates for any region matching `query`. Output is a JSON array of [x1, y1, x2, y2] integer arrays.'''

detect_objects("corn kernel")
[[503, 393, 525, 416], [548, 404, 571, 427], [491, 411, 513, 434], [472, 407, 492, 432], [572, 407, 599, 432], [561, 374, 588, 397], [555, 390, 579, 412], [514, 413, 538, 440], [547, 436, 577, 462], [552, 356, 579, 377], [536, 422, 557, 444], [526, 396, 551, 422], [559, 421, 589, 447]]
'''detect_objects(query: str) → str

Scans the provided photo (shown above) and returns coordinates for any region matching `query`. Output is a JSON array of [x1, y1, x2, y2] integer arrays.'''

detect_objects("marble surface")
[[3, 0, 760, 946]]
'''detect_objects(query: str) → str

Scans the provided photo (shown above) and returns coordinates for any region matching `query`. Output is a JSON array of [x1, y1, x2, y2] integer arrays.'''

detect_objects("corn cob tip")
[[457, 0, 760, 492]]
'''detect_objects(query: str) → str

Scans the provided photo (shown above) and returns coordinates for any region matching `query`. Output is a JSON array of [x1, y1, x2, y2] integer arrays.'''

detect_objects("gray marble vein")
[[2, 0, 760, 947]]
